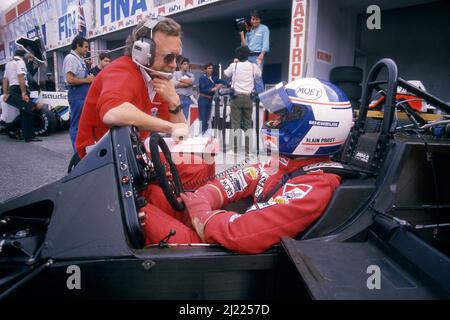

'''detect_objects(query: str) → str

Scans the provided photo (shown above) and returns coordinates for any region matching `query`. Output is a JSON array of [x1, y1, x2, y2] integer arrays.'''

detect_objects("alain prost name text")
[[178, 304, 270, 318]]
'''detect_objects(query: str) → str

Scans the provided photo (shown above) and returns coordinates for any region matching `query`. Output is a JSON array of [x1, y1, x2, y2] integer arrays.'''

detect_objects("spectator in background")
[[45, 73, 56, 91], [2, 49, 42, 142], [239, 9, 269, 94], [198, 63, 227, 134], [62, 35, 94, 151], [224, 45, 261, 154], [173, 57, 195, 119], [90, 52, 112, 76]]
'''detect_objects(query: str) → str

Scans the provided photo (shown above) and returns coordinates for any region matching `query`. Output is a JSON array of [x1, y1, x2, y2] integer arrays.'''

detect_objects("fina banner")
[[288, 0, 309, 81], [91, 0, 224, 38]]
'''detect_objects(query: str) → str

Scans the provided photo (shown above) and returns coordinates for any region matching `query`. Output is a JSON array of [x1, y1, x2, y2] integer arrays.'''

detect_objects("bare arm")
[[2, 78, 9, 101], [2, 77, 8, 95], [240, 31, 246, 46], [66, 72, 94, 86], [18, 74, 29, 102], [176, 78, 194, 88]]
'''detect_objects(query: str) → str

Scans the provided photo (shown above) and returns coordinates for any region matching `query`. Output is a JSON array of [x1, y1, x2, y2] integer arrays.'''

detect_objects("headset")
[[131, 16, 173, 80]]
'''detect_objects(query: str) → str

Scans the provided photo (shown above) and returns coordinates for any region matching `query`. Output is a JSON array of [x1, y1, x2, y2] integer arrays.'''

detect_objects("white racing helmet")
[[260, 78, 353, 157]]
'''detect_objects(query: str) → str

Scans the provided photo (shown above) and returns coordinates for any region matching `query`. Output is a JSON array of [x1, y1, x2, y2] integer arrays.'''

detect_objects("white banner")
[[288, 0, 309, 81]]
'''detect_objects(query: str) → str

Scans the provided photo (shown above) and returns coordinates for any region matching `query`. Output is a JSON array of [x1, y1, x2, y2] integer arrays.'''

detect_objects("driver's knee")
[[142, 204, 202, 245]]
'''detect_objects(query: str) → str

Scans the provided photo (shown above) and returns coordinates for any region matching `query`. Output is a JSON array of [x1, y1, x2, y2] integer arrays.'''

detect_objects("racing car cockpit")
[[0, 58, 449, 300]]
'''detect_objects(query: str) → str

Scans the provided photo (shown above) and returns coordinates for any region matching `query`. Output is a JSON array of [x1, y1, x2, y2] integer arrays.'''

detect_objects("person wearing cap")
[[239, 9, 270, 94]]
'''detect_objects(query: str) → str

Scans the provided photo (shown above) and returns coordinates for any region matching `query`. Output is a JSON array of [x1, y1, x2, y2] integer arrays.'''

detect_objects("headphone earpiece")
[[132, 37, 155, 67]]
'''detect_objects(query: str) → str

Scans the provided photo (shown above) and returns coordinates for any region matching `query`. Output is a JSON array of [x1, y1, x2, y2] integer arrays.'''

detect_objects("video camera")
[[235, 17, 250, 32]]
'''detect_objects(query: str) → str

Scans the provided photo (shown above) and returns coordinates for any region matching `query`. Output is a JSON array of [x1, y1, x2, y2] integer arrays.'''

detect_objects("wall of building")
[[181, 18, 291, 83], [358, 1, 450, 101], [310, 0, 358, 81]]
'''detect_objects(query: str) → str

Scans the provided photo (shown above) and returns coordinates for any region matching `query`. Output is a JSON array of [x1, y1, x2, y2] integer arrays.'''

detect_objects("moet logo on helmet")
[[295, 84, 323, 100]]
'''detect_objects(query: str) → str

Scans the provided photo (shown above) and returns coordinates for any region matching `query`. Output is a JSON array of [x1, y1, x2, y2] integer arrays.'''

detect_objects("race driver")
[[75, 17, 214, 185], [141, 78, 353, 253]]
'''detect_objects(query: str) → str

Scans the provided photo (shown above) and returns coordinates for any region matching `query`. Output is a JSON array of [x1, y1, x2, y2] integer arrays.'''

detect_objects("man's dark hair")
[[235, 46, 251, 62], [250, 10, 261, 19], [71, 35, 88, 50], [204, 62, 213, 70], [14, 49, 26, 57], [180, 57, 190, 65], [99, 52, 111, 61]]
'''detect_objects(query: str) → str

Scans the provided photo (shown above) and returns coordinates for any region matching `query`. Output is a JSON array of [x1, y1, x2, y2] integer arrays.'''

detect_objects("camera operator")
[[238, 10, 269, 94], [224, 46, 261, 154]]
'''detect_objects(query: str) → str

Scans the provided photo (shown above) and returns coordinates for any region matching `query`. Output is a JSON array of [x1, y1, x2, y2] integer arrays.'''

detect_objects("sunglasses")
[[158, 52, 183, 64]]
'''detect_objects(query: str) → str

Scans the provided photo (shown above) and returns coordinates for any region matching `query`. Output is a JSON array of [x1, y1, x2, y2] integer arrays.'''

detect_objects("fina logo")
[[295, 84, 323, 101]]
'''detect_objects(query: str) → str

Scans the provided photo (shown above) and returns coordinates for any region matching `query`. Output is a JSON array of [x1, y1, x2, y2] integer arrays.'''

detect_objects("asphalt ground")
[[0, 130, 74, 203]]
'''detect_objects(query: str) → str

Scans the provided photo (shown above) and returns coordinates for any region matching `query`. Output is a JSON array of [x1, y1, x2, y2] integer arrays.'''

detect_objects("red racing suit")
[[143, 156, 341, 254]]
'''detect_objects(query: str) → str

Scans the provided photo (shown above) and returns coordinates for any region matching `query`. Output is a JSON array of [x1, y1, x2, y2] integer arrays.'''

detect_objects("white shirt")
[[62, 50, 88, 85], [224, 61, 261, 95], [140, 67, 156, 101], [4, 56, 28, 87], [0, 95, 20, 123]]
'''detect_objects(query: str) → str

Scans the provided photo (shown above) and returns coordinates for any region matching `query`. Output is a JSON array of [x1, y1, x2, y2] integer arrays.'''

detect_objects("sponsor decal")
[[257, 201, 277, 209], [302, 162, 344, 171], [308, 120, 339, 127], [354, 151, 370, 163], [288, 0, 308, 81], [281, 183, 312, 200], [220, 178, 235, 199], [279, 157, 289, 167], [295, 84, 323, 100], [243, 167, 259, 181], [253, 171, 269, 199], [229, 170, 248, 192], [262, 133, 278, 149], [316, 49, 332, 64], [229, 213, 241, 223]]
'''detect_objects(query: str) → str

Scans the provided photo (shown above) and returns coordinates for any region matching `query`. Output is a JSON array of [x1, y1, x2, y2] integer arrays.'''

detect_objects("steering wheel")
[[148, 133, 185, 211]]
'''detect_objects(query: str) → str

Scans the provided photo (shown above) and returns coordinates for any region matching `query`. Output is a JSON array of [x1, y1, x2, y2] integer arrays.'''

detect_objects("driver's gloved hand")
[[180, 192, 225, 241], [195, 184, 223, 210], [171, 123, 189, 142]]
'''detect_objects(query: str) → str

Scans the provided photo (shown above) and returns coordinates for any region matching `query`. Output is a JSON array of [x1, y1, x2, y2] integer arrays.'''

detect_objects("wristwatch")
[[169, 104, 182, 114]]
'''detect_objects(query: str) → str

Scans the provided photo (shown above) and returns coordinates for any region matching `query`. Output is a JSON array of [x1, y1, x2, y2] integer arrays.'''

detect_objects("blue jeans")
[[179, 95, 192, 119], [198, 96, 213, 134], [68, 84, 90, 151], [248, 55, 265, 94]]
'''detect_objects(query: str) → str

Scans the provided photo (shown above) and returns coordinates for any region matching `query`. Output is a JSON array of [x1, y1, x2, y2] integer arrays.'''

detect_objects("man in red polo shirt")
[[75, 17, 214, 186]]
